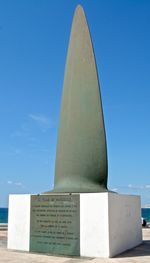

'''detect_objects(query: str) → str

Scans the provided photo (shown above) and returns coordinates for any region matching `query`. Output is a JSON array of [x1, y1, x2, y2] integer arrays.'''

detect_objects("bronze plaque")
[[30, 194, 80, 255]]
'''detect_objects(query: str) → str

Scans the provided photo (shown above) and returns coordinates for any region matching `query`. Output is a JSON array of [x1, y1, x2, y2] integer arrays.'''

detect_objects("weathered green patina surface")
[[30, 194, 80, 255], [53, 5, 108, 193]]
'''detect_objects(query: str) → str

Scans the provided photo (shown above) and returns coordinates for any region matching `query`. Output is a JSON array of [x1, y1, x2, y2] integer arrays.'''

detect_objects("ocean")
[[141, 208, 150, 223], [0, 208, 8, 223], [0, 207, 150, 224]]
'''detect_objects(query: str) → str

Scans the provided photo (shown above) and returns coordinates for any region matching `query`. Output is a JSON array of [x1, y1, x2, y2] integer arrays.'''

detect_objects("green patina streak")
[[53, 5, 108, 193]]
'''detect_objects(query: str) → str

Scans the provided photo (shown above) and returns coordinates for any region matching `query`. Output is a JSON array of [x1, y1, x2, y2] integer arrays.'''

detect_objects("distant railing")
[[0, 223, 8, 230]]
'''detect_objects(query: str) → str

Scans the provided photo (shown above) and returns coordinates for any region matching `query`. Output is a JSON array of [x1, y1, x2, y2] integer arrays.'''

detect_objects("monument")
[[52, 5, 107, 193], [8, 5, 142, 258]]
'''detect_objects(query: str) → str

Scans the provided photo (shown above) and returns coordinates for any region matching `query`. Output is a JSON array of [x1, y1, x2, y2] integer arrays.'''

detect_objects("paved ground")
[[0, 229, 150, 263]]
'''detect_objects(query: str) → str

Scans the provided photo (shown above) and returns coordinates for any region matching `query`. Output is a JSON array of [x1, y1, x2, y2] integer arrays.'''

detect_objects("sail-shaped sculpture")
[[53, 5, 108, 192]]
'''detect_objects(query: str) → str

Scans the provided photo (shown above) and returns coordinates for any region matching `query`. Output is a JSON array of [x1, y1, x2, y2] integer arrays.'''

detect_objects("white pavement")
[[0, 228, 150, 263]]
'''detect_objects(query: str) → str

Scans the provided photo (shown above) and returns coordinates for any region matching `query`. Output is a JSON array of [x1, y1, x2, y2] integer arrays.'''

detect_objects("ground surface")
[[0, 229, 150, 263]]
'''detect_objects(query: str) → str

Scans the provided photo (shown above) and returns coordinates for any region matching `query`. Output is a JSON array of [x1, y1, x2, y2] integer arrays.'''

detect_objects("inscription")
[[30, 195, 80, 255]]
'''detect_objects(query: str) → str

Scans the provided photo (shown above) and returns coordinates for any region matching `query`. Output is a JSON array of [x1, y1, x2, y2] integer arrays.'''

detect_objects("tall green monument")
[[8, 5, 142, 258], [53, 5, 108, 193]]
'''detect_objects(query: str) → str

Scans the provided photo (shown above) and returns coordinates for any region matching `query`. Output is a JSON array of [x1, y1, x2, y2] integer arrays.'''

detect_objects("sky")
[[0, 0, 150, 207]]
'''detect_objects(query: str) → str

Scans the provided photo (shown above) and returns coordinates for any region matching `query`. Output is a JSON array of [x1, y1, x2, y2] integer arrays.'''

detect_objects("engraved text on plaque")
[[30, 194, 80, 255]]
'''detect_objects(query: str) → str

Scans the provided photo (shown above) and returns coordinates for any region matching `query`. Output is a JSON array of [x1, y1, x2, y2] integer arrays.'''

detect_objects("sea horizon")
[[1, 207, 150, 224]]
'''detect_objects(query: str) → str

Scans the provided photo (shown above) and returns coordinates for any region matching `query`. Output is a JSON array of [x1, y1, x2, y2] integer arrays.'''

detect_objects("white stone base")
[[80, 193, 142, 257], [8, 194, 31, 251], [8, 193, 142, 257]]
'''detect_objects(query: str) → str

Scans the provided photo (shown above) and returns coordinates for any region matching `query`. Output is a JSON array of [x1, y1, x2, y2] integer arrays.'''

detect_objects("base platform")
[[8, 192, 142, 257]]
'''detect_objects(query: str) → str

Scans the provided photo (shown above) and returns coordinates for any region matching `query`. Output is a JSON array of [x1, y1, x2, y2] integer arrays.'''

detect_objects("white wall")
[[80, 193, 109, 257], [80, 192, 142, 257], [8, 194, 31, 251], [108, 193, 142, 257]]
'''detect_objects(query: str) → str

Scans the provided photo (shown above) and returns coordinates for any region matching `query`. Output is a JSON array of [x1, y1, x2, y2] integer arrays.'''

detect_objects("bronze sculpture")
[[52, 5, 108, 193]]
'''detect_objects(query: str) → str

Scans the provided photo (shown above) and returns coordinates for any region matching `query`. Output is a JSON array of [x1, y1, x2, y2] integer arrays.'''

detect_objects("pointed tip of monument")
[[75, 4, 85, 16], [76, 4, 83, 10], [73, 4, 87, 25]]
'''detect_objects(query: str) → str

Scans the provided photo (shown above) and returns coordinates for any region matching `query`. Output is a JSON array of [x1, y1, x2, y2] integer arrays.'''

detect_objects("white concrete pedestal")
[[8, 194, 31, 251], [8, 193, 142, 257], [80, 193, 142, 257]]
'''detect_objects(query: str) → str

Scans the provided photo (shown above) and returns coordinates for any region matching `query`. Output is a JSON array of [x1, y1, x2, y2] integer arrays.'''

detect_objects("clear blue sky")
[[0, 0, 150, 207]]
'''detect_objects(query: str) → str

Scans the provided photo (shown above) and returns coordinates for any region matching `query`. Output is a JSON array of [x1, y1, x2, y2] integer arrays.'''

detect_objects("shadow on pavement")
[[116, 240, 150, 258]]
